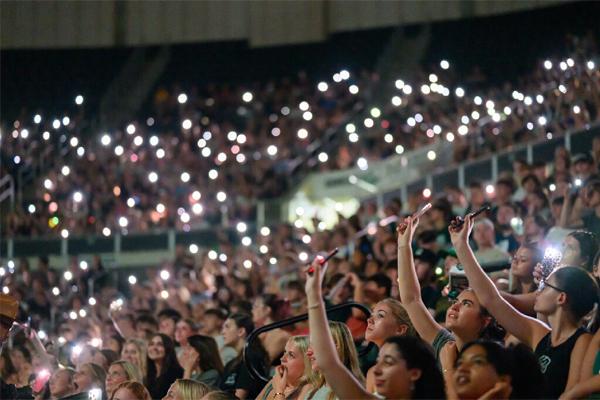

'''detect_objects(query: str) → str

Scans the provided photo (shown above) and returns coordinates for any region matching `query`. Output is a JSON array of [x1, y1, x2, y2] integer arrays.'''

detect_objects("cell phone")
[[451, 206, 491, 229], [412, 203, 432, 219], [308, 248, 339, 275], [535, 247, 562, 285]]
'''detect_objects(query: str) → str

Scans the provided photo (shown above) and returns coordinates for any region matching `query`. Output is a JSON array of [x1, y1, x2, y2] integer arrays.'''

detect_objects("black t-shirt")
[[583, 212, 600, 236], [147, 364, 183, 400], [220, 356, 266, 399]]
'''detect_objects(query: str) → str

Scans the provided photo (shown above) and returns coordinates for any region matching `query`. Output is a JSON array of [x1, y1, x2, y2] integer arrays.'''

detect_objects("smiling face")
[[280, 340, 305, 386], [174, 320, 193, 345], [371, 342, 419, 399], [147, 335, 166, 362], [105, 364, 128, 396], [121, 343, 140, 366], [445, 290, 489, 340], [454, 345, 503, 399], [365, 303, 405, 346]]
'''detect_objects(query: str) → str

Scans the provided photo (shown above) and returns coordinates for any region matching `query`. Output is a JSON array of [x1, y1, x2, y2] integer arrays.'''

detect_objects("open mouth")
[[455, 375, 469, 385]]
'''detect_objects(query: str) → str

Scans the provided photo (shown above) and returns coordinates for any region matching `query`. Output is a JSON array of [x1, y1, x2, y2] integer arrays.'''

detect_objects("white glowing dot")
[[72, 191, 83, 203], [75, 95, 84, 105], [587, 60, 595, 70], [147, 117, 155, 126], [407, 117, 416, 127], [43, 131, 50, 140], [156, 203, 166, 214], [294, 219, 304, 228], [318, 82, 328, 92], [61, 229, 69, 239], [241, 236, 252, 246], [208, 250, 218, 260], [178, 93, 188, 104], [340, 70, 350, 80], [118, 216, 128, 227], [440, 60, 450, 69], [270, 257, 277, 265], [566, 58, 574, 67], [236, 222, 247, 233], [148, 171, 158, 183], [446, 132, 455, 142], [298, 252, 308, 262], [28, 204, 36, 214], [357, 157, 368, 170], [192, 191, 201, 201], [2, 287, 8, 295], [370, 107, 381, 118], [52, 287, 60, 296], [64, 271, 73, 281], [100, 134, 111, 146], [216, 191, 227, 202], [297, 128, 309, 139], [126, 124, 136, 135], [79, 261, 88, 270], [458, 124, 469, 135], [558, 85, 567, 94], [192, 203, 203, 215], [102, 227, 111, 237], [182, 119, 192, 130], [60, 165, 70, 176], [227, 131, 237, 141], [197, 138, 207, 148], [281, 106, 290, 115], [302, 111, 313, 121], [526, 122, 534, 130], [62, 116, 70, 126], [69, 311, 78, 320], [114, 145, 124, 156], [402, 85, 412, 95], [44, 179, 53, 190], [492, 113, 501, 122], [422, 188, 432, 198], [76, 146, 85, 157], [260, 245, 268, 254], [133, 135, 143, 146], [69, 137, 78, 147], [242, 92, 253, 103], [391, 96, 402, 106], [261, 227, 271, 236], [559, 61, 567, 71], [346, 123, 357, 134], [395, 79, 405, 89], [236, 134, 247, 144], [538, 116, 547, 126], [217, 152, 227, 163], [149, 136, 159, 146], [52, 119, 61, 129], [160, 290, 169, 299], [267, 145, 278, 156], [544, 60, 552, 70], [349, 85, 359, 94], [189, 244, 199, 254], [333, 73, 342, 82], [427, 150, 437, 161], [318, 152, 329, 163], [454, 87, 465, 98], [536, 95, 544, 104], [208, 169, 218, 180], [573, 105, 581, 114], [471, 111, 480, 120], [79, 309, 87, 318], [549, 183, 556, 192], [381, 133, 392, 143], [302, 234, 312, 244], [88, 297, 97, 306], [503, 106, 512, 115], [243, 260, 253, 269], [219, 253, 228, 262], [201, 147, 211, 157], [180, 212, 190, 223], [271, 127, 281, 137], [473, 96, 482, 105], [421, 85, 431, 95], [395, 145, 404, 154], [486, 184, 495, 194], [158, 269, 170, 281], [299, 101, 310, 111]]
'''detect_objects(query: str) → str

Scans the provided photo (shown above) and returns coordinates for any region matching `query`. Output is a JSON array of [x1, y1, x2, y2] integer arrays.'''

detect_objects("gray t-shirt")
[[432, 328, 455, 360]]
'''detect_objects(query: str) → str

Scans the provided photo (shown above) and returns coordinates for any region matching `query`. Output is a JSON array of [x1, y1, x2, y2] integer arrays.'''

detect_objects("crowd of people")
[[0, 134, 599, 398], [2, 33, 599, 238]]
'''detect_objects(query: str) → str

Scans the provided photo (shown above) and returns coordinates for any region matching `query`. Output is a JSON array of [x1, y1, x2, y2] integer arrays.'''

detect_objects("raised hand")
[[272, 365, 288, 393], [397, 216, 419, 247], [449, 213, 474, 247]]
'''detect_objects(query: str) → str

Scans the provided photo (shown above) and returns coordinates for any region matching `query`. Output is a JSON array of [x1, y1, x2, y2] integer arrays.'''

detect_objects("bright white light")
[[73, 191, 83, 203], [384, 133, 393, 143], [241, 91, 253, 103], [440, 60, 450, 69], [303, 111, 313, 121], [544, 60, 552, 70], [208, 169, 218, 180], [243, 260, 253, 269], [79, 309, 87, 318], [69, 312, 78, 321], [114, 145, 124, 156], [318, 82, 328, 92], [102, 227, 111, 237], [180, 212, 190, 223], [160, 270, 170, 280], [33, 114, 42, 124], [524, 96, 533, 106], [64, 271, 73, 281], [549, 183, 556, 192], [126, 124, 135, 135], [299, 252, 308, 262], [370, 107, 381, 118], [446, 132, 455, 142], [160, 290, 169, 299], [182, 119, 192, 130], [270, 257, 277, 265], [573, 105, 581, 114], [407, 117, 416, 127], [192, 203, 203, 215], [101, 134, 111, 146], [118, 216, 128, 227], [574, 178, 583, 187], [296, 206, 305, 216], [52, 287, 60, 296], [2, 287, 9, 295], [75, 95, 84, 105], [486, 184, 495, 194], [147, 117, 155, 126], [492, 113, 501, 122], [391, 96, 402, 106], [43, 131, 50, 140], [318, 152, 329, 163], [566, 58, 574, 67], [349, 85, 359, 94], [133, 135, 143, 146], [297, 128, 308, 139], [61, 229, 69, 239], [427, 150, 437, 161], [201, 147, 211, 158], [536, 95, 544, 104], [236, 134, 247, 144], [149, 136, 159, 146], [241, 236, 252, 246], [156, 203, 165, 213], [70, 137, 79, 147], [271, 127, 281, 137], [471, 111, 480, 120], [178, 93, 188, 104], [216, 191, 227, 202], [62, 116, 70, 126], [587, 60, 595, 70], [558, 85, 567, 94], [53, 119, 61, 129], [208, 250, 218, 260], [261, 227, 271, 236], [267, 145, 278, 156], [88, 297, 97, 306], [560, 61, 567, 71], [538, 116, 547, 126], [395, 145, 404, 154], [148, 172, 158, 183], [357, 157, 368, 170], [260, 245, 268, 254], [364, 118, 374, 128], [192, 191, 201, 201], [302, 234, 311, 244], [299, 101, 310, 111], [76, 146, 85, 157], [503, 106, 512, 115], [458, 125, 469, 135], [527, 122, 534, 130], [189, 244, 199, 254], [127, 197, 135, 208], [346, 123, 356, 133], [422, 188, 432, 198], [44, 179, 53, 190], [348, 133, 359, 143], [395, 79, 405, 89], [219, 253, 227, 262], [453, 87, 464, 97], [236, 222, 247, 233], [340, 70, 350, 80], [474, 96, 482, 105], [79, 261, 88, 270], [402, 85, 412, 95]]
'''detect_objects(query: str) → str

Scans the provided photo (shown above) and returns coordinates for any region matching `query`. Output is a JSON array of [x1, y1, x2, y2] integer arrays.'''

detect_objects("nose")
[[450, 301, 461, 312]]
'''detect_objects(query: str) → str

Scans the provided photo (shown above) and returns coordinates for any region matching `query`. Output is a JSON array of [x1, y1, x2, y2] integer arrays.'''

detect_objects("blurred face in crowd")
[[136, 322, 155, 340], [473, 221, 495, 249], [383, 241, 397, 261], [306, 345, 319, 372], [201, 314, 223, 335], [371, 342, 419, 400], [73, 364, 96, 393], [414, 259, 433, 284], [252, 298, 271, 325], [92, 351, 109, 371], [495, 184, 512, 203], [113, 387, 140, 400], [280, 340, 305, 385], [159, 317, 176, 338], [162, 382, 183, 400], [147, 335, 166, 363], [469, 186, 485, 207], [511, 246, 536, 280], [445, 290, 490, 339], [121, 343, 141, 366], [585, 187, 600, 208], [9, 348, 28, 370], [174, 320, 194, 345], [49, 369, 76, 399], [496, 205, 515, 227], [105, 364, 128, 396], [221, 318, 243, 348], [454, 345, 507, 399], [366, 303, 406, 346], [561, 235, 585, 268]]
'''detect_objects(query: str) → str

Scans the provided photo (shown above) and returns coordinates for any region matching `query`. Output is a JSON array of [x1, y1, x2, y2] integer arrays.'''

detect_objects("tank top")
[[534, 327, 586, 398]]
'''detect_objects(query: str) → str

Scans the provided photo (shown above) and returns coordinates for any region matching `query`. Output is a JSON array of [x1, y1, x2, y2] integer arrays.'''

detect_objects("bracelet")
[[307, 303, 321, 310], [274, 392, 285, 399]]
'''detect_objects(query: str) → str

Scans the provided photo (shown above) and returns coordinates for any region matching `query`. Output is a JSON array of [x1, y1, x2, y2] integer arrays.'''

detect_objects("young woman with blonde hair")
[[162, 379, 211, 400], [120, 339, 147, 380]]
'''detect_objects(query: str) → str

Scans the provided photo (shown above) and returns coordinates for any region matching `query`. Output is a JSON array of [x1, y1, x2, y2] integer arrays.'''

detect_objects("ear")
[[557, 292, 568, 306], [408, 368, 422, 383], [396, 324, 408, 336], [237, 327, 246, 339]]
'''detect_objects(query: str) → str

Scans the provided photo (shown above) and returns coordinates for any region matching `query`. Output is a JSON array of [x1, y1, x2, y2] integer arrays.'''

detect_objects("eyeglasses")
[[538, 280, 566, 293]]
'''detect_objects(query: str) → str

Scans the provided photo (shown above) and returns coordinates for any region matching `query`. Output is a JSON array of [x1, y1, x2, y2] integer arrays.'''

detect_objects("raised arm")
[[449, 215, 550, 348], [396, 217, 443, 344], [305, 257, 376, 400]]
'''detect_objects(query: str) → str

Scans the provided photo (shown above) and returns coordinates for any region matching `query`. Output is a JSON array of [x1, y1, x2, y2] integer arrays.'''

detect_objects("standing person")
[[0, 294, 19, 400], [146, 334, 183, 399], [218, 314, 269, 399], [449, 214, 598, 398]]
